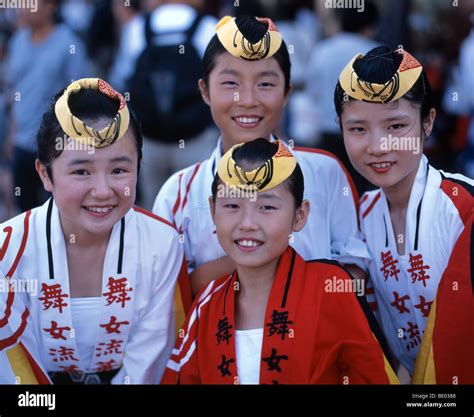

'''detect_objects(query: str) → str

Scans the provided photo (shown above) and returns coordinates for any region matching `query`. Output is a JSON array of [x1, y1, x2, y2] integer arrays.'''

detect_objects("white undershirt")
[[235, 328, 264, 385], [70, 297, 102, 370]]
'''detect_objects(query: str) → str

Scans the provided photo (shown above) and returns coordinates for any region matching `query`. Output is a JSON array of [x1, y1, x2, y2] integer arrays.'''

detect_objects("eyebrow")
[[67, 159, 92, 166], [67, 156, 133, 167], [258, 193, 282, 200], [217, 69, 279, 78], [381, 115, 411, 122], [345, 114, 411, 124], [218, 68, 240, 76], [110, 156, 133, 164], [257, 70, 279, 78]]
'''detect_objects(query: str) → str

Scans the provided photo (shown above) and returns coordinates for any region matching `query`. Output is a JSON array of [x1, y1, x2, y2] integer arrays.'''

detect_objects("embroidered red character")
[[49, 346, 79, 362], [95, 339, 124, 357], [407, 253, 431, 287], [58, 364, 80, 373], [413, 295, 433, 318], [401, 321, 422, 352], [103, 277, 132, 308], [39, 283, 69, 313], [390, 291, 410, 314], [95, 359, 118, 372], [100, 316, 130, 334], [43, 320, 71, 340], [380, 250, 400, 281]]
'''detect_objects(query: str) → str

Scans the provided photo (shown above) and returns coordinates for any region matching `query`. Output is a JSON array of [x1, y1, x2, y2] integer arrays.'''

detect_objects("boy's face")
[[211, 183, 308, 270], [199, 52, 290, 153]]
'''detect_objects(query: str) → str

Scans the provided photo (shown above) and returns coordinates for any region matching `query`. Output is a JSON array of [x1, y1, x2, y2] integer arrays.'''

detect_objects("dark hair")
[[202, 16, 291, 94], [37, 88, 143, 180], [336, 1, 379, 33], [129, 0, 141, 12], [334, 46, 434, 130], [211, 138, 304, 207]]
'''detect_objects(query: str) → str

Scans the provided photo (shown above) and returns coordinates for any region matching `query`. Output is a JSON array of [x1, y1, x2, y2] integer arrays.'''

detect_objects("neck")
[[60, 215, 112, 250], [30, 22, 54, 43], [235, 257, 279, 299], [221, 133, 273, 154], [120, 11, 137, 25], [383, 168, 419, 212]]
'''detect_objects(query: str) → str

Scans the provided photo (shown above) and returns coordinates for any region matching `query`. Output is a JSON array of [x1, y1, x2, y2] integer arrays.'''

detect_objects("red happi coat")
[[162, 247, 398, 384]]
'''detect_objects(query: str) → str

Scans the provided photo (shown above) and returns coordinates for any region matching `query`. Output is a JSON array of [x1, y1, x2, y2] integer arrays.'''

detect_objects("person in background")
[[305, 1, 379, 194], [4, 0, 90, 212], [108, 0, 145, 92], [128, 0, 218, 210]]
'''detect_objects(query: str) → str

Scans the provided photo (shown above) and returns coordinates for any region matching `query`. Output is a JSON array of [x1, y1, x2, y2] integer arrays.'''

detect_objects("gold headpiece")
[[216, 16, 282, 61], [55, 78, 130, 148], [217, 140, 296, 193], [339, 49, 423, 103]]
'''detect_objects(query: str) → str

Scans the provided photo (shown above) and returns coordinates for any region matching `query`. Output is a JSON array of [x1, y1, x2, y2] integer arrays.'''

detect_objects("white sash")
[[37, 199, 137, 373]]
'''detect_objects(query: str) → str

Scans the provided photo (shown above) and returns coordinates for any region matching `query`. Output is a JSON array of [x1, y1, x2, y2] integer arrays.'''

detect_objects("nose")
[[90, 174, 114, 199], [367, 129, 389, 156], [237, 85, 258, 108], [238, 206, 259, 231]]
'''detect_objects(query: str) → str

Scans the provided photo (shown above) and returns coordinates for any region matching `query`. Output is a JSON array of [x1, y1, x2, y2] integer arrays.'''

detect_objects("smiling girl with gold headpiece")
[[335, 46, 474, 383], [0, 78, 184, 384], [153, 15, 368, 302], [162, 138, 398, 384]]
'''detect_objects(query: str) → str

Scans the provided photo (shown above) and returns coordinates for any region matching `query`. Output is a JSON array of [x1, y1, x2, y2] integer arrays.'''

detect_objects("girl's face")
[[341, 99, 435, 191], [199, 52, 290, 151], [36, 128, 138, 239], [211, 183, 309, 271]]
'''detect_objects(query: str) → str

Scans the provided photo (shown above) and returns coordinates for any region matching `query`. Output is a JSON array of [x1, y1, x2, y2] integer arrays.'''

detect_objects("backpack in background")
[[127, 13, 212, 142]]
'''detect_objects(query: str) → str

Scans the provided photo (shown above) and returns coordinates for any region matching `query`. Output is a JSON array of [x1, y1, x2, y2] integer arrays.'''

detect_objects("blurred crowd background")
[[0, 0, 473, 221]]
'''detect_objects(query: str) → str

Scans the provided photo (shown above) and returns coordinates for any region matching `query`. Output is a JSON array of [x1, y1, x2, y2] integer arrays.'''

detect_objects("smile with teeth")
[[235, 239, 263, 248], [233, 116, 262, 124], [369, 162, 395, 168], [84, 206, 115, 213]]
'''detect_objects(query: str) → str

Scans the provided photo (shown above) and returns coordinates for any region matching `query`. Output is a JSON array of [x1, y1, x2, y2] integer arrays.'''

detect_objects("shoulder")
[[158, 160, 208, 203], [7, 29, 28, 53], [437, 170, 473, 224], [438, 170, 473, 196], [303, 258, 356, 298], [292, 146, 348, 175], [193, 274, 233, 317], [132, 206, 177, 234], [306, 258, 351, 277], [0, 207, 40, 277], [54, 24, 81, 42], [0, 209, 32, 230]]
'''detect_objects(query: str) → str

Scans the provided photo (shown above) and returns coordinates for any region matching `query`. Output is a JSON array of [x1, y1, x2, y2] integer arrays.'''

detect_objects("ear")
[[422, 108, 436, 138], [199, 79, 211, 107], [293, 199, 310, 233], [35, 159, 53, 193], [208, 196, 216, 223]]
